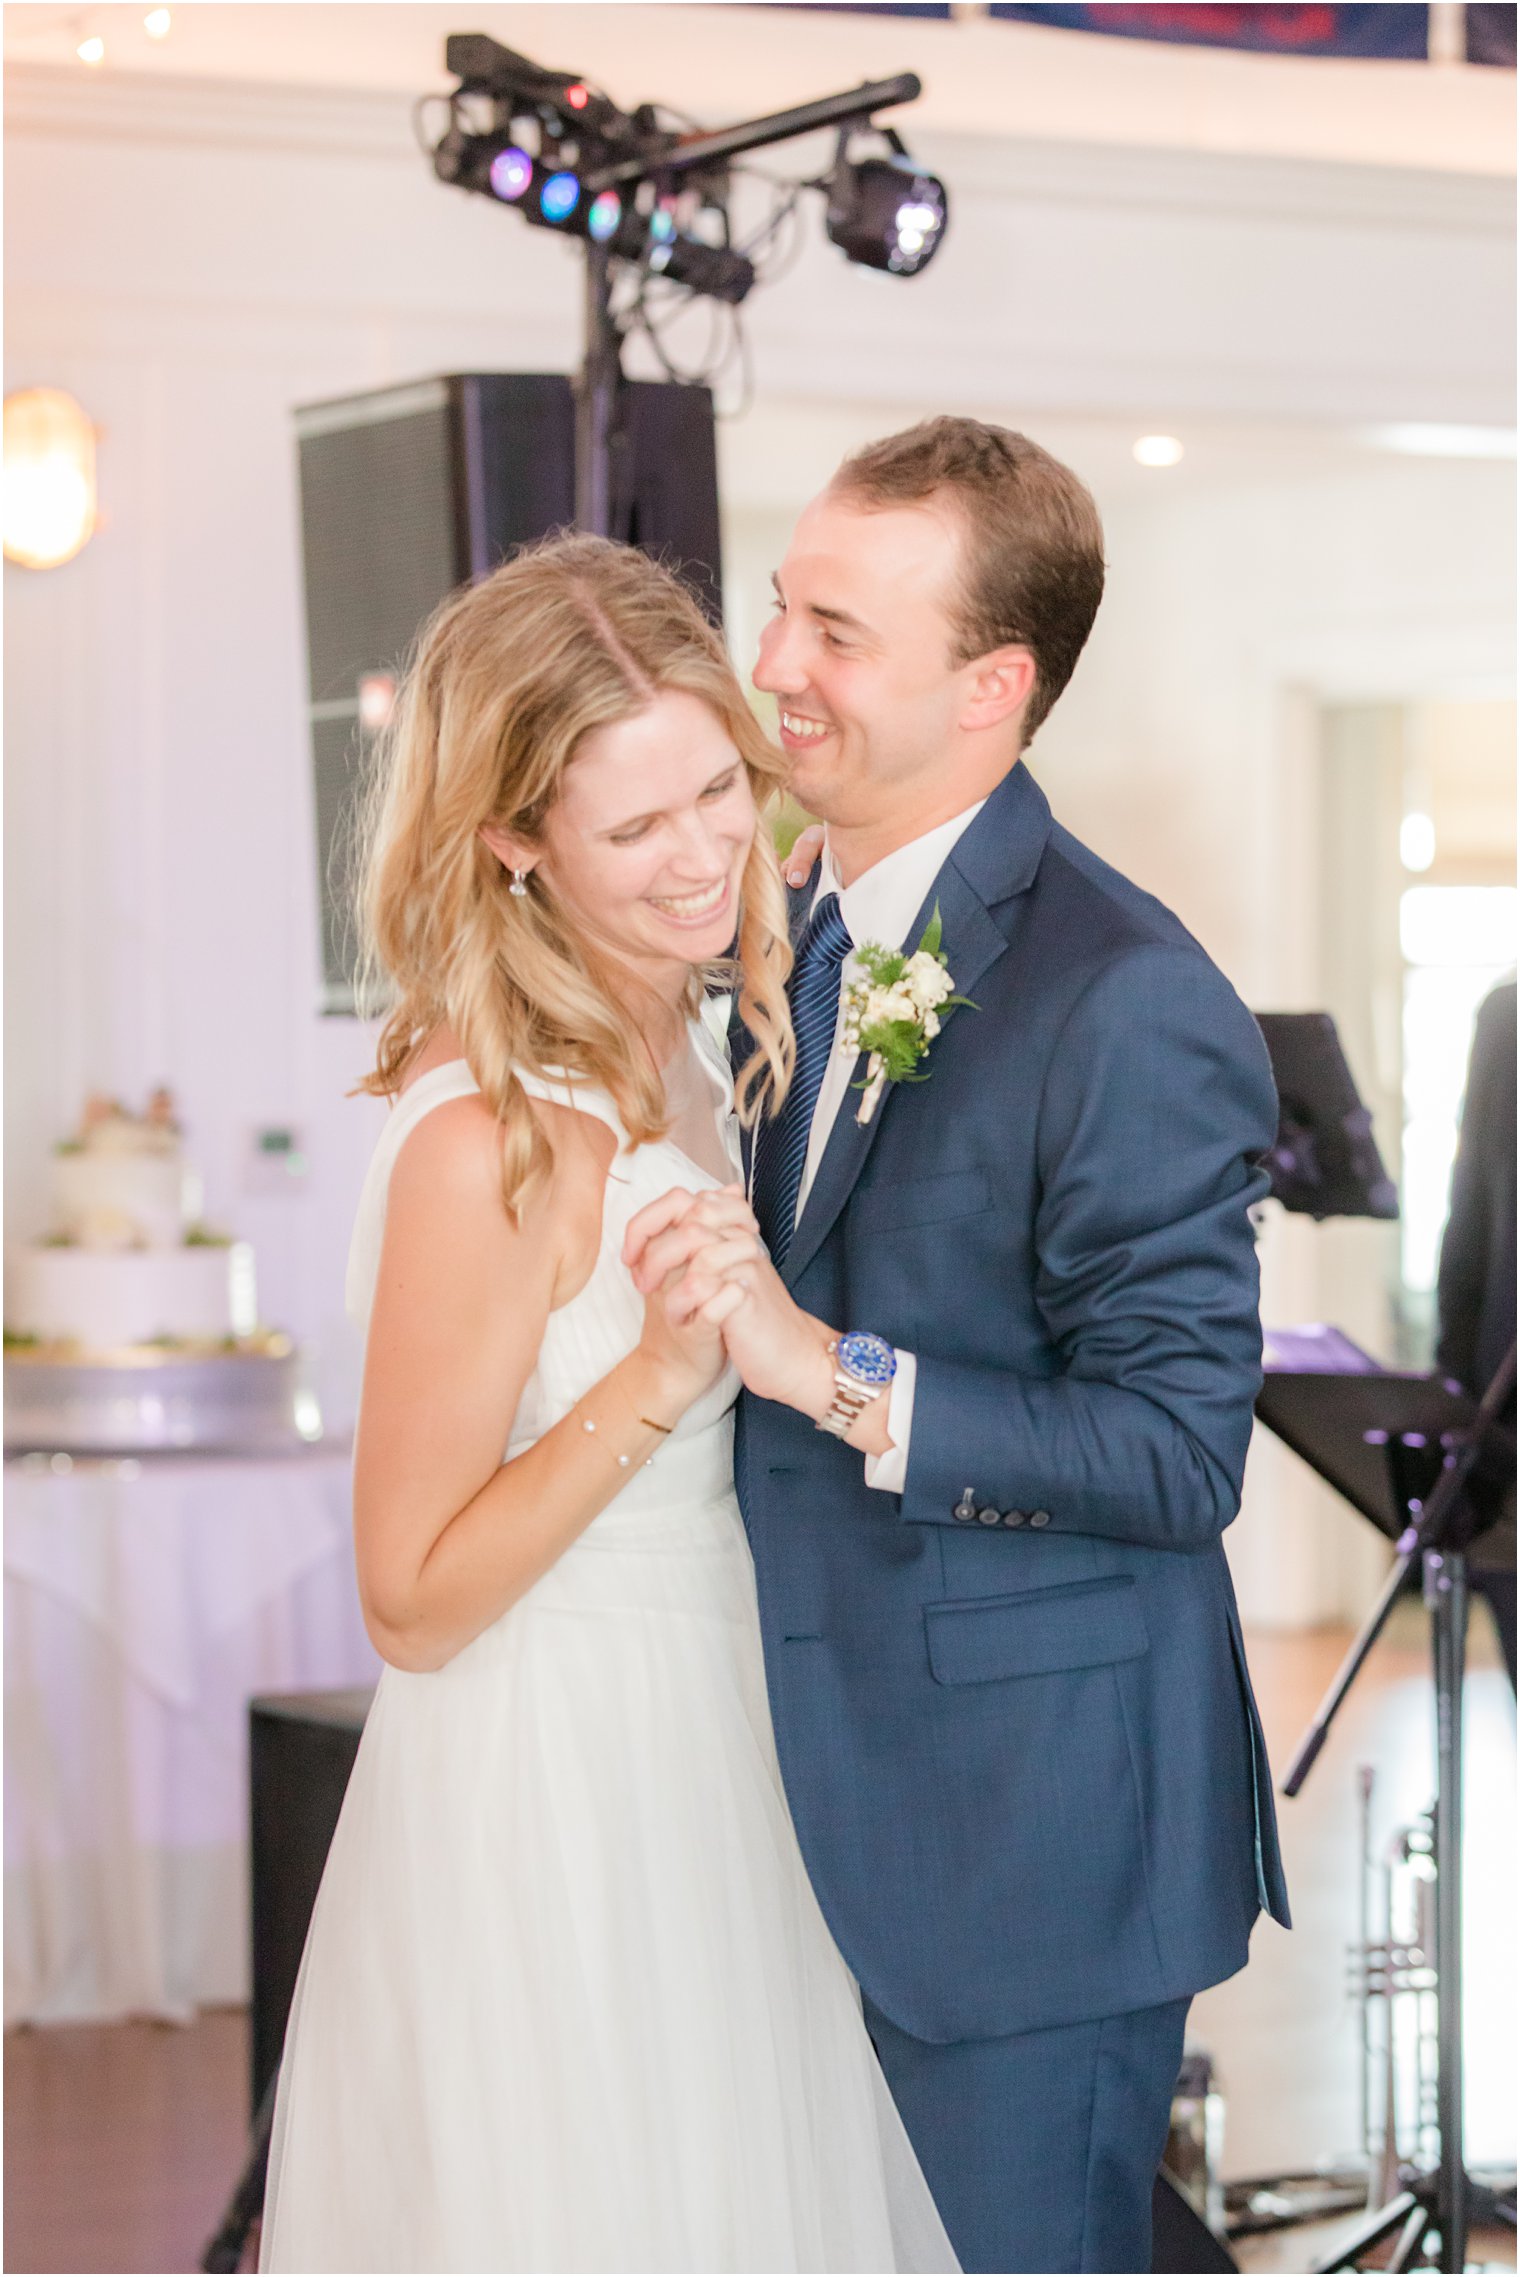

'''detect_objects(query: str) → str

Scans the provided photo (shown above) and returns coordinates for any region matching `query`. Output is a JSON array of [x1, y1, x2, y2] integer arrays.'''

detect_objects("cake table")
[[4, 1443, 379, 2024]]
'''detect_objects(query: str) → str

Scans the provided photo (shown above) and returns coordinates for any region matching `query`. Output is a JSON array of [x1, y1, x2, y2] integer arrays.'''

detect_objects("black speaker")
[[615, 380, 724, 623], [294, 372, 724, 1012], [248, 1685, 374, 2112]]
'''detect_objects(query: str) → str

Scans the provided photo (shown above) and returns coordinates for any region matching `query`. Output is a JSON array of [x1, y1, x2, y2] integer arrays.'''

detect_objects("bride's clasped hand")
[[625, 1182, 800, 1385], [624, 1183, 884, 1441]]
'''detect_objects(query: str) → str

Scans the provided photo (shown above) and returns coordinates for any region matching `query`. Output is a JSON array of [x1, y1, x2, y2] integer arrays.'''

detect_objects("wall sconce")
[[3, 388, 99, 569]]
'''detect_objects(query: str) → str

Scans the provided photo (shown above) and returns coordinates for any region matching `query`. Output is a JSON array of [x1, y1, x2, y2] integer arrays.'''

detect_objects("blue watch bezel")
[[835, 1331, 897, 1388]]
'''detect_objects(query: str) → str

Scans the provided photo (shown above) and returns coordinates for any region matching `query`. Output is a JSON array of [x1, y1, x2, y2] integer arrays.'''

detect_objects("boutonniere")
[[839, 904, 977, 1126]]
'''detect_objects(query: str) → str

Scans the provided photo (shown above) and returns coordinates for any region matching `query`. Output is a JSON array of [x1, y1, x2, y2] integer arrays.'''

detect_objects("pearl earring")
[[509, 869, 529, 899]]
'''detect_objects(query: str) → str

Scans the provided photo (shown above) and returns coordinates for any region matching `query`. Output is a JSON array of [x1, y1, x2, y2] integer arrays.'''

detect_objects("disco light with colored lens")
[[488, 145, 534, 203], [540, 171, 581, 224], [826, 156, 947, 278], [588, 191, 622, 244]]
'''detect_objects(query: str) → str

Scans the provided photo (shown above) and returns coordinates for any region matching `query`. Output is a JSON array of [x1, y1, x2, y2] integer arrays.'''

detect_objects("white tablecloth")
[[4, 1446, 379, 2024]]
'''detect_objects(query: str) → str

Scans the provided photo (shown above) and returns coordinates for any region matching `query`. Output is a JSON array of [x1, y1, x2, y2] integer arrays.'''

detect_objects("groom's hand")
[[782, 823, 826, 891]]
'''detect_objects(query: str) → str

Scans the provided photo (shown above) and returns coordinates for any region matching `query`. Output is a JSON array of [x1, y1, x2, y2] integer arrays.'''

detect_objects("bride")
[[258, 534, 956, 2274]]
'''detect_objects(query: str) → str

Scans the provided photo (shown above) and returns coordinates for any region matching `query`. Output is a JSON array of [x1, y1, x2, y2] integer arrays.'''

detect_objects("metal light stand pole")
[[569, 73, 923, 536], [575, 240, 621, 537]]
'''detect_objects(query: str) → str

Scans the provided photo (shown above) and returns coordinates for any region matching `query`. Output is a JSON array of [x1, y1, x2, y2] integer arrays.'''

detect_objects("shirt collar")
[[811, 800, 988, 951]]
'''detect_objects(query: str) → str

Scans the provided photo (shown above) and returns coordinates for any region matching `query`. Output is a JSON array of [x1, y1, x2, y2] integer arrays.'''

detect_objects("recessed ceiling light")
[[144, 7, 172, 36], [1133, 434, 1184, 469], [76, 34, 105, 63]]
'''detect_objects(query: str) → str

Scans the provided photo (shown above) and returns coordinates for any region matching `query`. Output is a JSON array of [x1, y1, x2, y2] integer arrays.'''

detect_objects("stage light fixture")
[[488, 145, 534, 202], [825, 152, 947, 278], [539, 170, 581, 225], [587, 191, 622, 244], [425, 38, 940, 529]]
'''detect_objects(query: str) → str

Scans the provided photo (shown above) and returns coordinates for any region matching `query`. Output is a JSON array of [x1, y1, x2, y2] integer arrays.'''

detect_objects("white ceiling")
[[5, 0, 1516, 176]]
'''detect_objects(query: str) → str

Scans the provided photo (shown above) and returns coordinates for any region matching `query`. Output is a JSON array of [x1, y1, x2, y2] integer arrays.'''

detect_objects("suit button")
[[952, 1490, 977, 1523], [977, 1505, 1002, 1527], [1002, 1509, 1026, 1527], [1029, 1510, 1052, 1528]]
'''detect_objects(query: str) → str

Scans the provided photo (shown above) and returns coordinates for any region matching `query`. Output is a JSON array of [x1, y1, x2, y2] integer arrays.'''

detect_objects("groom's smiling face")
[[754, 491, 965, 828], [754, 488, 1032, 851]]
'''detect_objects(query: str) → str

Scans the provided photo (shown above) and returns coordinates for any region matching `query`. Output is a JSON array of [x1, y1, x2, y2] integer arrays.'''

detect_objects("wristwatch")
[[817, 1331, 897, 1440]]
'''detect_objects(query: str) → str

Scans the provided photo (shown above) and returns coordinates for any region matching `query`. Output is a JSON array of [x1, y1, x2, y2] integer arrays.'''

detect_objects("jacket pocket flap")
[[851, 1167, 992, 1231], [925, 1577, 1148, 1686]]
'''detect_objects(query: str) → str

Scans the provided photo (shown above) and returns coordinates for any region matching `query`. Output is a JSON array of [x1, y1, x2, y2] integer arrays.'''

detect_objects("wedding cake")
[[5, 1091, 320, 1454]]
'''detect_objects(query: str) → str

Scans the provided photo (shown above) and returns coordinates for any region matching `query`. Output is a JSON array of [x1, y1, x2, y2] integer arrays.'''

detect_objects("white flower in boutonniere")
[[839, 904, 977, 1126]]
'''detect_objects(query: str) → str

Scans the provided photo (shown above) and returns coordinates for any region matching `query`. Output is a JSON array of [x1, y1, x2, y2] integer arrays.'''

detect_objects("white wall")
[[5, 47, 1514, 1616]]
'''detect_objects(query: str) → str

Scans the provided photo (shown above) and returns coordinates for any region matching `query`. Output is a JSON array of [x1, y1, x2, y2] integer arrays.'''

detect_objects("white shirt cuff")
[[863, 1349, 916, 1494]]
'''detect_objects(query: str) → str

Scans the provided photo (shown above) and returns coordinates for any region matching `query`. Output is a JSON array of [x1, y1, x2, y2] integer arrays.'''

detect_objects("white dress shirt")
[[800, 801, 986, 1494]]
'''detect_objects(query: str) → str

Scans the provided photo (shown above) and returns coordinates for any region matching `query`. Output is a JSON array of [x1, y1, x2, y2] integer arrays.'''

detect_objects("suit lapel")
[[779, 763, 1052, 1290]]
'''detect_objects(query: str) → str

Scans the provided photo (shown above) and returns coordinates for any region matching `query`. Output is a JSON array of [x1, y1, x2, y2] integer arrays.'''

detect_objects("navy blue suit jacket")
[[735, 761, 1290, 2047]]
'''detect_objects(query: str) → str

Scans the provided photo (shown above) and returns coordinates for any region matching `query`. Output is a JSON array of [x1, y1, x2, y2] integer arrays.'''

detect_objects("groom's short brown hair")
[[830, 417, 1105, 746]]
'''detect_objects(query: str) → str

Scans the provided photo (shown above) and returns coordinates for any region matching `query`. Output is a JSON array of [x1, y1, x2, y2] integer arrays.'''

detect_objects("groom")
[[637, 418, 1289, 2274]]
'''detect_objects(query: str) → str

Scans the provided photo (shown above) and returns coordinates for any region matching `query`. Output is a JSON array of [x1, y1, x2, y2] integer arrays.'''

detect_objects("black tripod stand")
[[1216, 1014, 1516, 2274], [1264, 1340, 1517, 2274]]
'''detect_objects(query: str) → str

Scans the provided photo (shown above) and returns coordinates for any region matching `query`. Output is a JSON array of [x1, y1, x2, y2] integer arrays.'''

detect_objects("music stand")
[[1254, 1013, 1399, 1222]]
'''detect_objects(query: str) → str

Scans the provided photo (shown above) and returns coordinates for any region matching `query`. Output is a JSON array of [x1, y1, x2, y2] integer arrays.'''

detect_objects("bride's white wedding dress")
[[259, 1019, 957, 2275]]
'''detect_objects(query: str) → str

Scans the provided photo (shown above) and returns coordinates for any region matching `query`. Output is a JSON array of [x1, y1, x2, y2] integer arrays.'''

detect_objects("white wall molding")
[[5, 2, 1514, 173], [4, 62, 418, 159], [11, 62, 1512, 239], [9, 63, 1513, 430]]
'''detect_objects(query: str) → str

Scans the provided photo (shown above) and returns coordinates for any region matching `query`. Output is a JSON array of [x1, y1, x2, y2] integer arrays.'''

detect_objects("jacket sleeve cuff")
[[863, 1349, 916, 1494]]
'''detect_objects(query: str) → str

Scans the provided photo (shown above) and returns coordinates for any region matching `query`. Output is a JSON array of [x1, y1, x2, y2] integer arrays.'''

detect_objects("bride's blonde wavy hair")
[[355, 533, 795, 1218]]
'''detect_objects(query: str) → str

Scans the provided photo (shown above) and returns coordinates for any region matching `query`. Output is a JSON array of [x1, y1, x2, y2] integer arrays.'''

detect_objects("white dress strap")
[[344, 1058, 627, 1330]]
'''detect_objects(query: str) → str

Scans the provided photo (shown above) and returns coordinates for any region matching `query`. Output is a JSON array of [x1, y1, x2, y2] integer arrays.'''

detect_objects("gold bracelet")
[[573, 1374, 677, 1473]]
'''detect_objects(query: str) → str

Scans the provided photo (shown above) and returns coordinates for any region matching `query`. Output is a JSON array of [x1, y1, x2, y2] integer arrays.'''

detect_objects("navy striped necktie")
[[752, 890, 854, 1268]]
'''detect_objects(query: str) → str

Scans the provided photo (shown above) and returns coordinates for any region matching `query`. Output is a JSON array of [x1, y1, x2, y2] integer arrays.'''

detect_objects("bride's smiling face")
[[487, 688, 758, 985]]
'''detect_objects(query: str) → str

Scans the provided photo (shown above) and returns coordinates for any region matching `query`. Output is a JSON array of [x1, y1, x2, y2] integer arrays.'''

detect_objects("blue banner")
[[987, 5, 1430, 58]]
